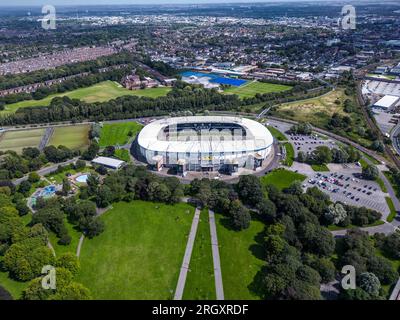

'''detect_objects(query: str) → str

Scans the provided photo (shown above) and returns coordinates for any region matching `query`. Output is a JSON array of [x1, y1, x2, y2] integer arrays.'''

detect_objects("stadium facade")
[[137, 116, 274, 174]]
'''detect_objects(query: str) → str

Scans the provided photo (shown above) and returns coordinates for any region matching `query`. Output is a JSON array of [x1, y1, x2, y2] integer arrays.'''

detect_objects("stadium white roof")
[[92, 156, 125, 169], [137, 116, 273, 154], [373, 95, 400, 109]]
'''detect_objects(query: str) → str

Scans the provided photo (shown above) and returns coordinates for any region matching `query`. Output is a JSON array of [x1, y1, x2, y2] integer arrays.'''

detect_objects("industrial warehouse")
[[136, 116, 274, 174]]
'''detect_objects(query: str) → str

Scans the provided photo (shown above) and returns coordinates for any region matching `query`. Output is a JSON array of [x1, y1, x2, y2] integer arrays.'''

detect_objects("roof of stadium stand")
[[137, 116, 274, 154]]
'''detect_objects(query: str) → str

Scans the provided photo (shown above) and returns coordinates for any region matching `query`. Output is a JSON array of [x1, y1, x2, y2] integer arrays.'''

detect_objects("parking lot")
[[288, 133, 337, 156], [303, 171, 389, 216]]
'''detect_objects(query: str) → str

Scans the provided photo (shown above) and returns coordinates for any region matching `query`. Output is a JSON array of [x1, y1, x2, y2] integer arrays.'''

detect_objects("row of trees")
[[0, 145, 79, 180], [0, 84, 241, 126], [297, 145, 361, 165]]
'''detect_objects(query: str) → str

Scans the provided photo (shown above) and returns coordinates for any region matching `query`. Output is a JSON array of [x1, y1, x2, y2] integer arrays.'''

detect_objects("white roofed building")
[[137, 116, 274, 173], [92, 157, 126, 170], [372, 95, 400, 111]]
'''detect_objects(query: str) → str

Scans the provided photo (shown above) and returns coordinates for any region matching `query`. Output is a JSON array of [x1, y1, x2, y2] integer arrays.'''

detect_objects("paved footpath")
[[209, 209, 224, 300], [174, 207, 200, 300]]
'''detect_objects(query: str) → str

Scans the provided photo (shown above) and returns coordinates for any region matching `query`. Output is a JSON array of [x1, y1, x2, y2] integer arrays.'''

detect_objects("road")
[[13, 157, 79, 185]]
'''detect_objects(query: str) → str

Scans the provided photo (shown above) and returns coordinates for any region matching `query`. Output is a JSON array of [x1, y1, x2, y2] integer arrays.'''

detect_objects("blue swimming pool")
[[42, 185, 56, 197], [211, 77, 247, 86], [180, 71, 247, 87]]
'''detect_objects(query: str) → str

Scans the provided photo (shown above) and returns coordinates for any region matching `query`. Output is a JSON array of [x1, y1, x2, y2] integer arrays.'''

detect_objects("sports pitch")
[[99, 121, 143, 147], [223, 81, 292, 99], [48, 125, 90, 150], [0, 128, 45, 153], [2, 81, 172, 114]]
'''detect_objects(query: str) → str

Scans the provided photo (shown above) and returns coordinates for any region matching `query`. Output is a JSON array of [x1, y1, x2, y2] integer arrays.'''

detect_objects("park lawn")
[[261, 168, 307, 191], [311, 164, 330, 172], [48, 219, 82, 257], [114, 149, 131, 162], [224, 81, 292, 99], [76, 201, 194, 300], [183, 208, 215, 300], [0, 128, 45, 153], [99, 122, 143, 147], [385, 197, 397, 223], [215, 213, 265, 299], [2, 81, 171, 114], [0, 271, 29, 300], [48, 125, 90, 151]]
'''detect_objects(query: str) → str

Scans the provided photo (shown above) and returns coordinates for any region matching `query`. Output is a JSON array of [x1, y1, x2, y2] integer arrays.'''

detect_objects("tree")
[[18, 181, 31, 196], [16, 200, 30, 217], [257, 198, 277, 223], [237, 175, 264, 206], [383, 233, 400, 259], [358, 272, 381, 296], [331, 148, 349, 164], [56, 253, 80, 275], [367, 255, 398, 285], [310, 146, 332, 165], [28, 172, 40, 183], [96, 185, 112, 208], [229, 200, 251, 230], [370, 140, 384, 153], [22, 268, 91, 300], [62, 178, 71, 196], [362, 165, 379, 180], [103, 146, 115, 157], [82, 142, 99, 160], [297, 151, 306, 163], [75, 160, 86, 170], [283, 181, 303, 196], [324, 203, 347, 225], [86, 174, 100, 196]]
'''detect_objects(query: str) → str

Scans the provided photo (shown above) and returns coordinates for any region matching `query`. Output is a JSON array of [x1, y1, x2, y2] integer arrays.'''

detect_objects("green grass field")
[[283, 142, 294, 167], [224, 81, 292, 99], [99, 122, 143, 147], [0, 128, 45, 153], [311, 164, 330, 172], [215, 213, 264, 299], [2, 81, 171, 115], [48, 219, 82, 257], [261, 169, 307, 190], [48, 125, 90, 151], [385, 197, 397, 223], [114, 149, 131, 162], [76, 201, 194, 300], [183, 208, 215, 300], [0, 271, 29, 300]]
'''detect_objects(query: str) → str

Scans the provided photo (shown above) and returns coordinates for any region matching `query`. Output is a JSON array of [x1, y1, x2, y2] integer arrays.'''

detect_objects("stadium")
[[136, 116, 274, 174]]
